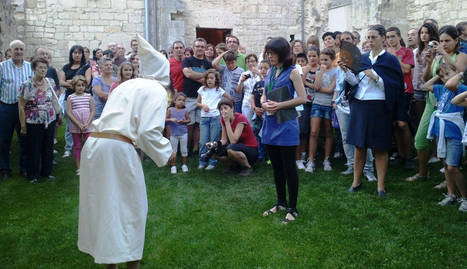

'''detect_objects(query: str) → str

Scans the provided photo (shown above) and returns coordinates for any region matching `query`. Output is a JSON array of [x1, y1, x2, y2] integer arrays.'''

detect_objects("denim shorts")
[[444, 138, 463, 167], [310, 103, 332, 120]]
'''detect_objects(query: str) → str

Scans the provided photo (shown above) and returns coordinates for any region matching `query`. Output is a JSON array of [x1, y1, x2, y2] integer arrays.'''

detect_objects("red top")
[[396, 47, 415, 94], [169, 57, 184, 92], [109, 81, 120, 94], [221, 113, 258, 148]]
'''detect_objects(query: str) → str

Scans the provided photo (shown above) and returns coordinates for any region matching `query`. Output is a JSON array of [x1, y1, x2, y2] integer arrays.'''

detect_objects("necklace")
[[34, 78, 45, 87]]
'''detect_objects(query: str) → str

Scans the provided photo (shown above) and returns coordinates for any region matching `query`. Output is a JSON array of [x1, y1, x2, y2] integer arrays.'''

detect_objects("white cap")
[[137, 34, 170, 87]]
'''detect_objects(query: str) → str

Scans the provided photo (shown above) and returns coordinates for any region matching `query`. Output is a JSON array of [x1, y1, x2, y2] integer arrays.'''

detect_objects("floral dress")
[[17, 78, 57, 128]]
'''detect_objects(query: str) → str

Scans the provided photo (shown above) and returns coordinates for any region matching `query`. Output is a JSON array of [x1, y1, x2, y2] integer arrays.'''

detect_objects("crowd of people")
[[1, 18, 467, 222]]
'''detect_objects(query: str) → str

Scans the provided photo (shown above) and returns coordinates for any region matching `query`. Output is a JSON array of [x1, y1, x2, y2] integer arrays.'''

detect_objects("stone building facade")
[[1, 0, 466, 67]]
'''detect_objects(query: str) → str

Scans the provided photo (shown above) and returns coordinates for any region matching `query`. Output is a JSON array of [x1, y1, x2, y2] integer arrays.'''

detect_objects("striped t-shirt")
[[0, 59, 33, 104]]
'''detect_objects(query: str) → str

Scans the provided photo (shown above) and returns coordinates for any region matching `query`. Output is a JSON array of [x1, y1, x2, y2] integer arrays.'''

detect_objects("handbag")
[[344, 73, 365, 103]]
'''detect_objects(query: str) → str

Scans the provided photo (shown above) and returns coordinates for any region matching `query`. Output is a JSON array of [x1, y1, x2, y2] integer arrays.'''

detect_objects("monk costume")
[[78, 34, 173, 265]]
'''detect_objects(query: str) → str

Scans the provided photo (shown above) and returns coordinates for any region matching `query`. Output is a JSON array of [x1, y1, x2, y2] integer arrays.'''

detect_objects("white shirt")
[[347, 49, 386, 100], [197, 86, 225, 117]]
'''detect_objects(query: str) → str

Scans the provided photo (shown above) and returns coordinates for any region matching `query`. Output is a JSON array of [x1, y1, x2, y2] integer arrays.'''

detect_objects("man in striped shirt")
[[0, 40, 32, 179]]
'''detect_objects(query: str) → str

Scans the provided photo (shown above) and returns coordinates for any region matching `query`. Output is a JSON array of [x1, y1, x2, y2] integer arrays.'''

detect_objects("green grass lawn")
[[1, 126, 466, 268]]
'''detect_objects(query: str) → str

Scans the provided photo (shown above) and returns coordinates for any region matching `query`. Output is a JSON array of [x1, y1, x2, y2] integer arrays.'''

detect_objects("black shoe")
[[239, 168, 253, 176], [348, 183, 362, 192], [378, 190, 387, 198]]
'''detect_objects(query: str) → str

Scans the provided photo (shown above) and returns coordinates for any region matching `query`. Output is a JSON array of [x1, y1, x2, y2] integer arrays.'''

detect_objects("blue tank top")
[[168, 107, 188, 137], [261, 66, 299, 146]]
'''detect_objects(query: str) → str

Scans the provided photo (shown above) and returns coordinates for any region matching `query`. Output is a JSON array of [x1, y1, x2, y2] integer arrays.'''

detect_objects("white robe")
[[78, 78, 172, 264]]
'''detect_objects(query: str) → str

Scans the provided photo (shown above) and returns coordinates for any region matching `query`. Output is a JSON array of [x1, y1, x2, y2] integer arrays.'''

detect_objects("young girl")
[[306, 48, 337, 173], [424, 62, 467, 212], [197, 69, 231, 170], [66, 76, 95, 175], [166, 92, 190, 174], [295, 50, 316, 169], [109, 62, 134, 94]]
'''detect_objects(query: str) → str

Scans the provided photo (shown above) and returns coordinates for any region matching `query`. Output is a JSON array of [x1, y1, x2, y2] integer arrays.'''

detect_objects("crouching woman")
[[210, 98, 258, 176]]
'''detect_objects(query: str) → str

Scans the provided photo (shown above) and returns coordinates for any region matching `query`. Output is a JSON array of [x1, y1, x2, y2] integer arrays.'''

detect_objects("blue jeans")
[[335, 107, 374, 174], [61, 95, 73, 151], [0, 102, 27, 174], [199, 116, 221, 166], [234, 100, 242, 113]]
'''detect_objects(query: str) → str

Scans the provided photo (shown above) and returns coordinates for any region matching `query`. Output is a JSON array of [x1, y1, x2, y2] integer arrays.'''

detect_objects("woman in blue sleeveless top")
[[261, 37, 306, 224]]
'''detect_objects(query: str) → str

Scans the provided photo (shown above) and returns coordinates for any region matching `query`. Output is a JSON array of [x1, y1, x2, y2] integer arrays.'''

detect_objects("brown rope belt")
[[90, 132, 133, 145]]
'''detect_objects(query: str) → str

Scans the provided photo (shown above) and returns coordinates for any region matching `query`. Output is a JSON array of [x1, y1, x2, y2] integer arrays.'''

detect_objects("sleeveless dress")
[[261, 66, 300, 146], [68, 93, 93, 133]]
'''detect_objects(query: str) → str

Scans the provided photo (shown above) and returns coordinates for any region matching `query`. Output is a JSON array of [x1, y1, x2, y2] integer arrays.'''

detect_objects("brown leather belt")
[[90, 132, 133, 145]]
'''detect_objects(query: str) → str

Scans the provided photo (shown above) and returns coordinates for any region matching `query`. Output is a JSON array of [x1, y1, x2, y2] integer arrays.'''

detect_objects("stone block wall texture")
[[2, 0, 145, 68], [2, 0, 466, 68]]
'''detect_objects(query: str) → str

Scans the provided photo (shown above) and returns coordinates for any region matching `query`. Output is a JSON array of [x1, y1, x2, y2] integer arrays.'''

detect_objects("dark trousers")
[[266, 145, 299, 210], [0, 102, 27, 175], [26, 121, 56, 180]]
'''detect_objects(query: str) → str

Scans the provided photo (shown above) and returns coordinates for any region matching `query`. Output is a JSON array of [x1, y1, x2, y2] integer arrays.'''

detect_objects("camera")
[[200, 141, 227, 162], [244, 73, 251, 80], [428, 41, 434, 49]]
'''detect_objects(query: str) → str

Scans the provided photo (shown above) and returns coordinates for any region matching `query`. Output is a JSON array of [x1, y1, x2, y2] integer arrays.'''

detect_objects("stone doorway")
[[196, 27, 232, 47]]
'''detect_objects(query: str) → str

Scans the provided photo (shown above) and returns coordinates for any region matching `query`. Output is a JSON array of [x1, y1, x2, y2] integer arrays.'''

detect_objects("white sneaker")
[[300, 152, 306, 161], [296, 160, 305, 170], [458, 198, 467, 212], [365, 172, 377, 182], [438, 194, 457, 206], [54, 138, 57, 145], [205, 164, 216, 170], [53, 149, 58, 154], [62, 150, 71, 158], [341, 166, 353, 175], [76, 169, 80, 176], [440, 167, 445, 174], [198, 164, 205, 170], [170, 166, 177, 174], [181, 164, 188, 172], [428, 157, 440, 163], [333, 152, 343, 159], [305, 161, 315, 173], [323, 159, 332, 171]]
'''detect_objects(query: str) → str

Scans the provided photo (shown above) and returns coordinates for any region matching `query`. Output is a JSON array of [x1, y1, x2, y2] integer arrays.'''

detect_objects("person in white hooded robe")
[[78, 34, 173, 268]]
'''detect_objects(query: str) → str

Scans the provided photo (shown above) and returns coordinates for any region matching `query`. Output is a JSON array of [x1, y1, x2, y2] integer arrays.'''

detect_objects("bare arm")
[[59, 70, 72, 88], [93, 84, 108, 101], [445, 72, 464, 91], [224, 120, 245, 144], [87, 98, 95, 126], [183, 110, 191, 124], [399, 61, 412, 74], [451, 90, 467, 106], [220, 124, 228, 145], [318, 76, 336, 94], [422, 75, 439, 92], [182, 67, 205, 82], [18, 97, 27, 134], [212, 51, 228, 71], [85, 68, 92, 85]]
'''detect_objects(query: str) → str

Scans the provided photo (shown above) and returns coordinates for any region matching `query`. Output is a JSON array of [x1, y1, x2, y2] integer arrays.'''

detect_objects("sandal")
[[262, 204, 286, 217], [281, 209, 298, 224]]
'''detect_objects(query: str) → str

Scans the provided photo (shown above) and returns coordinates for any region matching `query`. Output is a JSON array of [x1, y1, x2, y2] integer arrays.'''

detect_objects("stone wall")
[[407, 0, 467, 28], [181, 0, 303, 56], [0, 0, 23, 52], [7, 0, 145, 67]]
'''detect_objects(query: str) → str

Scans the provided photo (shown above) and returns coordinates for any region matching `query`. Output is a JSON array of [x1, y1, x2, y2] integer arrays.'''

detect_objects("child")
[[424, 62, 467, 212], [109, 62, 135, 94], [295, 52, 311, 169], [197, 69, 232, 170], [250, 60, 270, 162], [66, 76, 95, 175], [306, 48, 337, 173], [166, 92, 190, 174], [212, 51, 244, 113]]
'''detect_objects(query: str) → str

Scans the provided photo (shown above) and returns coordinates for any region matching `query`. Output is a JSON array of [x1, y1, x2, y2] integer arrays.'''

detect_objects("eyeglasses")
[[227, 40, 238, 44]]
